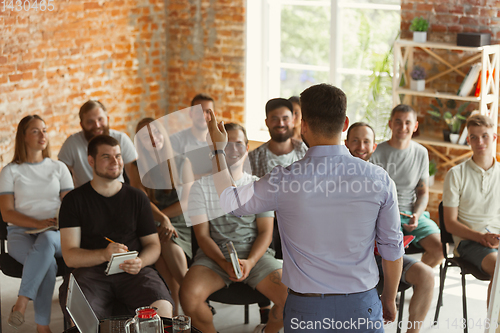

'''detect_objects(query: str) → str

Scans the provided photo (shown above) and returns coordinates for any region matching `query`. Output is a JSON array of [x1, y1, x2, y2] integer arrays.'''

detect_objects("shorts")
[[400, 211, 440, 248], [191, 248, 282, 288], [457, 239, 497, 274], [376, 255, 418, 287], [60, 266, 173, 320]]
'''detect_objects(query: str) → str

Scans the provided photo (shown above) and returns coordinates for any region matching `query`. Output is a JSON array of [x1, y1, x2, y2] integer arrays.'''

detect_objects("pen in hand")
[[104, 237, 115, 243], [485, 228, 500, 240]]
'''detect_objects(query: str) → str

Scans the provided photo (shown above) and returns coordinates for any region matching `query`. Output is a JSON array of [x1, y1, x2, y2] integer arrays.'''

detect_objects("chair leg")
[[433, 263, 448, 325], [396, 290, 405, 333], [245, 304, 249, 324], [461, 272, 468, 333]]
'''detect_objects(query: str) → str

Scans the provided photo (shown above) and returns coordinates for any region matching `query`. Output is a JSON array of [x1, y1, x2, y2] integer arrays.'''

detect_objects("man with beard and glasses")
[[169, 93, 216, 179], [58, 135, 174, 321], [249, 98, 307, 178], [58, 100, 138, 188]]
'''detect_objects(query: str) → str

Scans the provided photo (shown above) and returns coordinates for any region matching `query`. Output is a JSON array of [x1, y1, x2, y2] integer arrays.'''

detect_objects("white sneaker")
[[253, 323, 266, 333]]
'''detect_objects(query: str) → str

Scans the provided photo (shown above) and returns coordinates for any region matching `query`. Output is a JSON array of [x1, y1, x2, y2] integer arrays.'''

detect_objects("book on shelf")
[[457, 63, 481, 97], [474, 69, 495, 97]]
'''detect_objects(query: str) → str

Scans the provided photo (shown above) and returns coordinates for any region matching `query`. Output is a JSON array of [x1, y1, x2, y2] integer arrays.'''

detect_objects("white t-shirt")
[[443, 158, 500, 247], [169, 128, 211, 176], [58, 129, 138, 187], [0, 158, 74, 222]]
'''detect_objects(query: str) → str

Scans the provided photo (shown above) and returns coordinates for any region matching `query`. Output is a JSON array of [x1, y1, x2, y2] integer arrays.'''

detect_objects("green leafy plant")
[[427, 98, 470, 134], [429, 160, 437, 176], [410, 17, 429, 32]]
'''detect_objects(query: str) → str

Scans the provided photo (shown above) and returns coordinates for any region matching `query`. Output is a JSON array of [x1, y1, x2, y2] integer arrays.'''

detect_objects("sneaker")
[[253, 323, 266, 333]]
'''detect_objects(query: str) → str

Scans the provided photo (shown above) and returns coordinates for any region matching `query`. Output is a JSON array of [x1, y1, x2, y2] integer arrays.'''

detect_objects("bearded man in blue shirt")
[[207, 83, 404, 333]]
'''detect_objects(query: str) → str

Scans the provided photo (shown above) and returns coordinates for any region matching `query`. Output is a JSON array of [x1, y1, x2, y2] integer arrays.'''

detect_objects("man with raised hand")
[[443, 114, 500, 307], [58, 100, 138, 188], [59, 135, 173, 320], [346, 122, 434, 333], [207, 84, 403, 333], [180, 123, 286, 333], [169, 93, 216, 179], [371, 104, 443, 268]]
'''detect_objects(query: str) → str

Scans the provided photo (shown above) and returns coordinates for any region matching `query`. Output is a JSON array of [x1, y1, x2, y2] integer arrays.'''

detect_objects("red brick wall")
[[0, 0, 168, 167], [401, 0, 500, 221], [0, 0, 247, 168], [166, 0, 246, 126]]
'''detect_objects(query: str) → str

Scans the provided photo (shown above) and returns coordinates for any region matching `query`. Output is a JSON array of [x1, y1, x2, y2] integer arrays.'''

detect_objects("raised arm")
[[60, 227, 128, 268]]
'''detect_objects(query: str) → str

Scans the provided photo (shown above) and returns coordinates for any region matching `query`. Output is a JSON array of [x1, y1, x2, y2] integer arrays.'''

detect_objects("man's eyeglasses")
[[224, 142, 246, 151]]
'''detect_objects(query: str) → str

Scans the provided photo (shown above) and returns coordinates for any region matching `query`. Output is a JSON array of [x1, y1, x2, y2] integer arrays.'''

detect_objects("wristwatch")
[[209, 150, 226, 159]]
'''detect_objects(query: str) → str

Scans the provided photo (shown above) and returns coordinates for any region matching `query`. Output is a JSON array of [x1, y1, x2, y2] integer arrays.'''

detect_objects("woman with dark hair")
[[131, 117, 194, 316], [0, 115, 73, 333]]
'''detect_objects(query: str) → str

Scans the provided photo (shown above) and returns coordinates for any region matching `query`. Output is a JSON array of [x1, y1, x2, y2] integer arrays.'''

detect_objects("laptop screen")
[[66, 273, 100, 333]]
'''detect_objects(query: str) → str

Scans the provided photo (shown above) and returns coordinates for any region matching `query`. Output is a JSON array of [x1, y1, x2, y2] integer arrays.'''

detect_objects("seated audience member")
[[132, 117, 194, 315], [443, 114, 500, 306], [371, 104, 444, 268], [249, 98, 307, 178], [248, 97, 307, 321], [169, 94, 215, 179], [180, 123, 286, 333], [58, 135, 173, 320], [288, 96, 302, 141], [0, 115, 73, 333], [346, 122, 434, 333], [58, 100, 138, 187]]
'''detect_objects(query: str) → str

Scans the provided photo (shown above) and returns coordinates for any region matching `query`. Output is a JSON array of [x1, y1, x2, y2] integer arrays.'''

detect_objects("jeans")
[[7, 226, 62, 325], [283, 288, 383, 332]]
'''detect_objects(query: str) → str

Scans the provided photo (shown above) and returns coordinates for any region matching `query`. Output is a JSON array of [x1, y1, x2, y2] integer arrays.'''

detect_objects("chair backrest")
[[438, 201, 454, 257], [0, 212, 7, 254]]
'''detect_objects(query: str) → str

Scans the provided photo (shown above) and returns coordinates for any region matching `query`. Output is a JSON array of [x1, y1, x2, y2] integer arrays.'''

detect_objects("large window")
[[246, 0, 400, 141]]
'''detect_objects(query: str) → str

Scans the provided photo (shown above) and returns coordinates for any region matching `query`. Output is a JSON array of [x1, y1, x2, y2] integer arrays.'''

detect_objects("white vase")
[[410, 79, 425, 91], [450, 133, 460, 144], [429, 175, 435, 187], [413, 31, 427, 43]]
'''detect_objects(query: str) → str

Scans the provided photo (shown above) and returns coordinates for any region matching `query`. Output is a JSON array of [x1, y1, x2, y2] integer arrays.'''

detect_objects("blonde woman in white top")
[[0, 115, 73, 333]]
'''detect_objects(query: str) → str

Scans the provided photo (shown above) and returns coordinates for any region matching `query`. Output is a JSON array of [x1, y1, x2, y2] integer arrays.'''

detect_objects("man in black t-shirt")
[[59, 135, 173, 320]]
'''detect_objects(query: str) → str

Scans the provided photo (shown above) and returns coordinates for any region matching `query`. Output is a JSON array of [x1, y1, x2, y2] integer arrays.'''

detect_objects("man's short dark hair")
[[390, 104, 417, 119], [300, 84, 347, 136], [265, 98, 293, 116], [191, 93, 214, 106], [466, 114, 495, 129], [346, 122, 376, 141], [88, 135, 120, 159], [288, 96, 300, 106], [224, 123, 248, 144], [79, 100, 107, 122]]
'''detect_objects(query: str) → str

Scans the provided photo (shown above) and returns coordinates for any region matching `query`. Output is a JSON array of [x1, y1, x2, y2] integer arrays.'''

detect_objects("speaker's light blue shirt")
[[220, 145, 404, 294]]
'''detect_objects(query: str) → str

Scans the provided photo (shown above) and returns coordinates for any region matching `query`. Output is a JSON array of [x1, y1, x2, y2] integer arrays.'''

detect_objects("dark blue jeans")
[[283, 288, 383, 332]]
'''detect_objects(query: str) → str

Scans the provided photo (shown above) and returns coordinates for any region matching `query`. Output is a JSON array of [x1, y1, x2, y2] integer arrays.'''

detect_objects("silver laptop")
[[66, 273, 127, 333]]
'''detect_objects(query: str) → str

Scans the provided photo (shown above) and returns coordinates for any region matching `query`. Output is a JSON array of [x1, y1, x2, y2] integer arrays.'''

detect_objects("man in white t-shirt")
[[58, 100, 138, 187], [443, 114, 500, 306], [169, 94, 215, 179]]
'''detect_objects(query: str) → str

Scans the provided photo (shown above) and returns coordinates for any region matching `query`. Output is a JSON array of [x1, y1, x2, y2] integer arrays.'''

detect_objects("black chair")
[[0, 212, 68, 332], [191, 228, 269, 324], [433, 202, 490, 333]]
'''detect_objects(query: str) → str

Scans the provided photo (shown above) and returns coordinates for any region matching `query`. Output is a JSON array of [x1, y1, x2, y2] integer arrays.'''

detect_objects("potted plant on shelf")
[[429, 160, 437, 187], [410, 66, 426, 91], [410, 17, 429, 43], [427, 98, 470, 143]]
